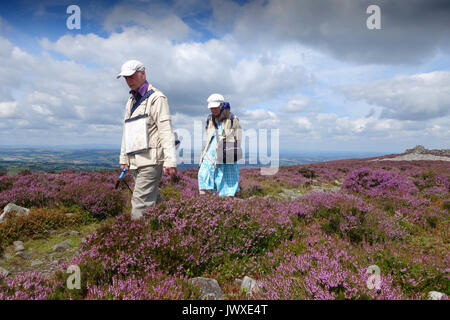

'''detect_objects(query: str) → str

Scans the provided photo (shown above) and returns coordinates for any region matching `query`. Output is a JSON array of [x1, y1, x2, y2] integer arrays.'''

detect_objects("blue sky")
[[0, 0, 449, 154]]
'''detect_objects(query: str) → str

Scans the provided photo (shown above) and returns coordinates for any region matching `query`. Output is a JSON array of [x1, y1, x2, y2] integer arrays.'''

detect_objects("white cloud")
[[341, 71, 450, 121], [27, 91, 61, 107], [239, 108, 280, 129], [31, 104, 52, 116], [103, 5, 191, 40], [0, 101, 18, 118], [283, 94, 313, 113], [213, 0, 450, 65], [0, 2, 448, 153], [39, 26, 312, 117], [294, 117, 312, 132]]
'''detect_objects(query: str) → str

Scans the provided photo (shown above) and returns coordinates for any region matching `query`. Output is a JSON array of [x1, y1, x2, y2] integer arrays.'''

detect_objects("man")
[[117, 59, 177, 220]]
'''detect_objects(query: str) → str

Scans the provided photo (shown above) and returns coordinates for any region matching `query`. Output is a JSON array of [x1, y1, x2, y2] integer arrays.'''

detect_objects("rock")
[[374, 153, 450, 162], [31, 259, 44, 267], [3, 253, 12, 260], [234, 278, 243, 287], [188, 277, 224, 300], [65, 212, 74, 217], [14, 244, 25, 252], [428, 291, 445, 300], [52, 241, 71, 252], [13, 241, 25, 252], [0, 266, 10, 278], [406, 145, 425, 154], [58, 230, 80, 237], [15, 251, 32, 260], [280, 188, 304, 199], [241, 276, 261, 295], [0, 203, 30, 222]]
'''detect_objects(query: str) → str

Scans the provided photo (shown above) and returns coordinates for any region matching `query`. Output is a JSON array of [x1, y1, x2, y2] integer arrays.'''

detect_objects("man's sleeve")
[[120, 107, 130, 166], [152, 96, 177, 168]]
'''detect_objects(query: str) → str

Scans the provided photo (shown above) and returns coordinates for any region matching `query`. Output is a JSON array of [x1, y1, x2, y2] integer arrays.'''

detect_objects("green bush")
[[299, 167, 317, 179], [0, 205, 93, 247], [443, 201, 450, 211]]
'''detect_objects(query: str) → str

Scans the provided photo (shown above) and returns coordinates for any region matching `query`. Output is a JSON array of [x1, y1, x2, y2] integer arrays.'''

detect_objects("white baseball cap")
[[207, 93, 224, 109], [116, 60, 145, 79]]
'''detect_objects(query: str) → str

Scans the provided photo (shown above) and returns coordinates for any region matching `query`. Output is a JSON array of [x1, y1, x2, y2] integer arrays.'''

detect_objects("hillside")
[[0, 152, 449, 300]]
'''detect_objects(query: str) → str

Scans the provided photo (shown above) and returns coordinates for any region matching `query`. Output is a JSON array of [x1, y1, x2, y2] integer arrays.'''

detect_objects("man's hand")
[[163, 167, 177, 176], [120, 164, 129, 171]]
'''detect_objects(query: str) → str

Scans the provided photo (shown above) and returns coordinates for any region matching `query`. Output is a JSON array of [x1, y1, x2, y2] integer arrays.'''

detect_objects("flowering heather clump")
[[298, 191, 407, 243], [343, 168, 418, 196], [255, 225, 406, 300], [0, 272, 56, 300], [85, 273, 189, 300], [72, 196, 294, 285], [238, 179, 265, 198], [413, 171, 450, 197], [0, 171, 127, 218]]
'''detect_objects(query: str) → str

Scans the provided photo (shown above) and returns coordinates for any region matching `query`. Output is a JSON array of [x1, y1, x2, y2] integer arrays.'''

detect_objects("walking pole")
[[115, 168, 133, 193]]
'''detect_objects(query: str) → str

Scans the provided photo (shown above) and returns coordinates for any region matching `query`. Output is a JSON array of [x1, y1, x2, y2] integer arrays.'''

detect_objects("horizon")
[[0, 144, 394, 155]]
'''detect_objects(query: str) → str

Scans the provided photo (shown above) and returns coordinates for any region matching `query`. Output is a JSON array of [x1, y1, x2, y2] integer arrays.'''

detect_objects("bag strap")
[[205, 113, 235, 130], [130, 89, 155, 117]]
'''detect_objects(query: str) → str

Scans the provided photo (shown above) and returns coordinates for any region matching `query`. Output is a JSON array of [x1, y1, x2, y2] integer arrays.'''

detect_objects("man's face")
[[210, 106, 221, 116], [124, 70, 146, 91]]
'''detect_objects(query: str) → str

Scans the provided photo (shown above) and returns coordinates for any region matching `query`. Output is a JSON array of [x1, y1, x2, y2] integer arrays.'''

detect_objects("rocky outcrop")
[[52, 241, 71, 252], [188, 277, 225, 300], [373, 145, 450, 162], [13, 241, 24, 252], [241, 276, 261, 296], [428, 291, 446, 300], [0, 266, 10, 278], [58, 230, 80, 237], [405, 145, 426, 154], [405, 145, 450, 157], [0, 203, 30, 222]]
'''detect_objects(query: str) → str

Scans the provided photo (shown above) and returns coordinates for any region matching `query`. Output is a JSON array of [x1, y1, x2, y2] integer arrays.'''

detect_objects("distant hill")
[[0, 148, 387, 174]]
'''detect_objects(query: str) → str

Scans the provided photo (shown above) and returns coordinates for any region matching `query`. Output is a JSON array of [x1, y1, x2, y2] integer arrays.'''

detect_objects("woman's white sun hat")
[[207, 93, 224, 109]]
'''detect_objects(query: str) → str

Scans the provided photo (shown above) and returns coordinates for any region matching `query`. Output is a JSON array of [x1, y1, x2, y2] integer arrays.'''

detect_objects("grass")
[[0, 218, 114, 276]]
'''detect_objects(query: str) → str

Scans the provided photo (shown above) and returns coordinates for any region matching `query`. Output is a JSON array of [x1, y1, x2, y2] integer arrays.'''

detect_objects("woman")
[[198, 93, 242, 197]]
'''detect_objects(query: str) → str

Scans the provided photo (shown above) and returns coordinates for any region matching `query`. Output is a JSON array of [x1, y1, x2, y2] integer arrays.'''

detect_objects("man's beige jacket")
[[120, 84, 177, 169]]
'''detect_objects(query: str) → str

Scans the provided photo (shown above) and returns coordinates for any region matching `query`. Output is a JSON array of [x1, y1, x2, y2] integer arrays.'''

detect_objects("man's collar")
[[129, 81, 149, 99]]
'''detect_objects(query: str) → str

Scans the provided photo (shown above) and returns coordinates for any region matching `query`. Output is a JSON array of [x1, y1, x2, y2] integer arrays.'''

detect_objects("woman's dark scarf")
[[212, 102, 231, 128]]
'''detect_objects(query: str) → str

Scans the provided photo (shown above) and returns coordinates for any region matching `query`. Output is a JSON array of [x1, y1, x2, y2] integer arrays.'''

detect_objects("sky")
[[0, 0, 449, 154]]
